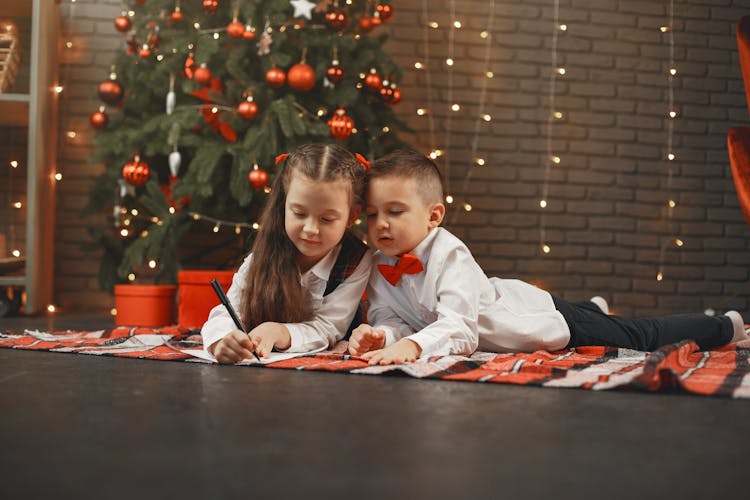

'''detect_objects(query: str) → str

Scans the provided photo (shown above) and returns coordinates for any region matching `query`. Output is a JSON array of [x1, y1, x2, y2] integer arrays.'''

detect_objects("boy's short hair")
[[368, 149, 444, 204]]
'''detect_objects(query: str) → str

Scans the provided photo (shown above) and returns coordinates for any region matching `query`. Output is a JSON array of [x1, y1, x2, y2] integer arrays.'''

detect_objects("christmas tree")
[[87, 0, 407, 292]]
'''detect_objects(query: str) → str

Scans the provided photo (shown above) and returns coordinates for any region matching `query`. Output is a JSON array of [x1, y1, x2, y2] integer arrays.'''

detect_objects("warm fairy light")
[[540, 200, 547, 208], [120, 228, 129, 237], [551, 156, 561, 164], [53, 85, 63, 94], [382, 126, 390, 133], [13, 201, 22, 209], [480, 31, 489, 38], [169, 207, 176, 214], [446, 58, 454, 66], [463, 203, 472, 212], [429, 21, 439, 29], [264, 186, 272, 194], [486, 71, 494, 78], [542, 244, 551, 254], [317, 108, 325, 117], [656, 271, 664, 281], [668, 199, 676, 208], [482, 114, 492, 122], [675, 238, 684, 247], [669, 68, 677, 76], [553, 111, 563, 119], [667, 153, 675, 160], [10, 161, 18, 168], [660, 26, 669, 32], [157, 55, 164, 61], [194, 22, 200, 29], [211, 107, 218, 114], [192, 213, 201, 220], [131, 209, 138, 216], [110, 308, 117, 316], [141, 230, 148, 237], [414, 62, 423, 69], [476, 158, 485, 166], [213, 224, 220, 233], [148, 259, 157, 269], [252, 222, 260, 230], [453, 21, 462, 28], [128, 273, 136, 281], [11, 249, 21, 257], [668, 110, 677, 118], [556, 67, 566, 75], [54, 173, 62, 181], [67, 131, 76, 139], [150, 217, 159, 223], [213, 33, 220, 40], [123, 219, 131, 226], [417, 108, 427, 116], [235, 225, 241, 235], [445, 195, 454, 204], [559, 24, 567, 31], [451, 103, 460, 111], [65, 41, 73, 48], [47, 305, 56, 313]]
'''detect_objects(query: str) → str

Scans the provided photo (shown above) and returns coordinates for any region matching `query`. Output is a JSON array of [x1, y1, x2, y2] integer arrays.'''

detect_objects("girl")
[[201, 143, 372, 364]]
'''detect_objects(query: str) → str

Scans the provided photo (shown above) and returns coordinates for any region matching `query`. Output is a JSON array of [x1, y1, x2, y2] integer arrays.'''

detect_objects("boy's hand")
[[361, 338, 422, 366], [210, 329, 256, 364], [348, 324, 386, 355]]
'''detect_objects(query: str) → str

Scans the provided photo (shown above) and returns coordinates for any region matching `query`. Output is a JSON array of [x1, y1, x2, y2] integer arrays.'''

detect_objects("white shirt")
[[201, 243, 372, 355], [367, 227, 571, 357]]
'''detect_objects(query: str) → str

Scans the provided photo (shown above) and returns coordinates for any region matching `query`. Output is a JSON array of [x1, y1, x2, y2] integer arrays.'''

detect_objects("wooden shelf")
[[0, 94, 30, 126]]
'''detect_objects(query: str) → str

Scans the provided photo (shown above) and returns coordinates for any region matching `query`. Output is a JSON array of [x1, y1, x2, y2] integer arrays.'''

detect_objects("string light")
[[656, 0, 682, 282]]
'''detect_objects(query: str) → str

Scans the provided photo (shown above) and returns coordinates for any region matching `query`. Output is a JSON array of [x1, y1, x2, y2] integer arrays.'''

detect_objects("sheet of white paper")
[[183, 348, 316, 365]]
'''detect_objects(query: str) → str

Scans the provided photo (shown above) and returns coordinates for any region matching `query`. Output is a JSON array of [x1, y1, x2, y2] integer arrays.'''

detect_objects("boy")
[[350, 150, 748, 365]]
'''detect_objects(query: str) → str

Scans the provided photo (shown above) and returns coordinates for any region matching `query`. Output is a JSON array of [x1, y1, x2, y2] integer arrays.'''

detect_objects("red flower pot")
[[114, 284, 177, 327], [177, 270, 234, 329]]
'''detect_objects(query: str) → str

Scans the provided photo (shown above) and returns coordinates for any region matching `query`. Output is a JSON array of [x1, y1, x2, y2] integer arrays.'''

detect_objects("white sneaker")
[[726, 311, 749, 343], [590, 296, 609, 315]]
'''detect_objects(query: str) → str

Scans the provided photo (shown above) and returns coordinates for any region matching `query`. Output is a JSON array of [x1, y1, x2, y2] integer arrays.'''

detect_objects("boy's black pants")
[[553, 296, 733, 351]]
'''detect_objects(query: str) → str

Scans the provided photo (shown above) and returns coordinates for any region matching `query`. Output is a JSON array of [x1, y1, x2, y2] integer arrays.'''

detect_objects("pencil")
[[210, 279, 262, 362]]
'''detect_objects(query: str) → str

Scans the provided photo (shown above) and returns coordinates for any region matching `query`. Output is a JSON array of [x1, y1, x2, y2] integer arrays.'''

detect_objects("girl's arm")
[[280, 251, 373, 353], [200, 254, 252, 354]]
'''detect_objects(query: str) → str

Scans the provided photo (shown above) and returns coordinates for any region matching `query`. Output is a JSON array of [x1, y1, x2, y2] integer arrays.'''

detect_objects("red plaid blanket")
[[1, 326, 749, 398]]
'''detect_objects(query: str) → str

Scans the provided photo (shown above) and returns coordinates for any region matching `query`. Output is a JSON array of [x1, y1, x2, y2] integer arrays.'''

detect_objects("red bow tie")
[[377, 254, 424, 286]]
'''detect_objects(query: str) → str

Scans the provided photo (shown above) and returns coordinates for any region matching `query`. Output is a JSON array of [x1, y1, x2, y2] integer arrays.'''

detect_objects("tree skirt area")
[[1, 325, 749, 399]]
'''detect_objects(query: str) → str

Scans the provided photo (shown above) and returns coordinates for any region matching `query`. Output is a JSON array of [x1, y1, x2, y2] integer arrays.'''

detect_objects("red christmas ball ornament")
[[203, 0, 219, 14], [227, 20, 245, 39], [376, 4, 394, 22], [98, 79, 124, 105], [248, 168, 269, 190], [379, 85, 394, 104], [126, 35, 138, 55], [237, 99, 258, 120], [370, 15, 383, 28], [265, 67, 287, 89], [138, 44, 151, 58], [326, 65, 344, 84], [242, 26, 256, 41], [327, 108, 355, 141], [364, 70, 382, 91], [194, 64, 212, 85], [134, 0, 146, 5], [122, 157, 150, 187], [359, 17, 374, 32], [288, 63, 316, 92], [391, 87, 402, 105], [171, 8, 184, 22], [114, 15, 132, 33], [324, 9, 348, 31], [89, 108, 108, 129]]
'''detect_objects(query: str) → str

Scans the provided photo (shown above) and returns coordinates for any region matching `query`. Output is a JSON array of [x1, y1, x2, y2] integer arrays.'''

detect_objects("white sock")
[[590, 296, 609, 315], [725, 311, 748, 343]]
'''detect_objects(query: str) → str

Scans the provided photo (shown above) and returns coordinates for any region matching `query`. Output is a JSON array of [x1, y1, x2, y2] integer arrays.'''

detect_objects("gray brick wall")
[[50, 0, 750, 318]]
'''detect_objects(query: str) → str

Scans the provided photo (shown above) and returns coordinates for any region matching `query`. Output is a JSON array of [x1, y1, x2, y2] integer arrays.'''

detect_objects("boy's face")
[[365, 175, 444, 257]]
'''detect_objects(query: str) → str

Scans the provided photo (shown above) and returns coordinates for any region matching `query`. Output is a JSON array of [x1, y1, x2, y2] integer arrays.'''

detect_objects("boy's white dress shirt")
[[201, 243, 372, 354], [367, 227, 571, 357]]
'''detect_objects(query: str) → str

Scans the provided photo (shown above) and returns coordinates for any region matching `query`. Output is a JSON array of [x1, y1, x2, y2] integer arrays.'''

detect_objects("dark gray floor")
[[1, 314, 749, 499]]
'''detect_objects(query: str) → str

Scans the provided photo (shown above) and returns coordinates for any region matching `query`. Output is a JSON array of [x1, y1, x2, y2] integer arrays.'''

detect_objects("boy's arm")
[[365, 279, 416, 345]]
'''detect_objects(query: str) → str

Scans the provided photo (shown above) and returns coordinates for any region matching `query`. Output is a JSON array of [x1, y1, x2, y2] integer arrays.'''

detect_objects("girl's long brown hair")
[[240, 143, 365, 331]]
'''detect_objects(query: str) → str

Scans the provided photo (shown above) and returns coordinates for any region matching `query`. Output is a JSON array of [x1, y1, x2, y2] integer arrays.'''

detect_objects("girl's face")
[[285, 170, 359, 273]]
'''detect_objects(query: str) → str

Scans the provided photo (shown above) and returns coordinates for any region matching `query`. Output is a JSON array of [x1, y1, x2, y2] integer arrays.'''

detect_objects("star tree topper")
[[290, 0, 316, 19]]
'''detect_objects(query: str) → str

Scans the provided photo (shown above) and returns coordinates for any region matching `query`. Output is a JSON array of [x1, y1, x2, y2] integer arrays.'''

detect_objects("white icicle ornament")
[[166, 91, 176, 115], [169, 149, 182, 177]]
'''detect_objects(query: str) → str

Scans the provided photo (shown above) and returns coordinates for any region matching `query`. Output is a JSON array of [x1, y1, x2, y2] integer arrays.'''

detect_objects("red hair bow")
[[355, 153, 371, 171], [275, 153, 289, 165]]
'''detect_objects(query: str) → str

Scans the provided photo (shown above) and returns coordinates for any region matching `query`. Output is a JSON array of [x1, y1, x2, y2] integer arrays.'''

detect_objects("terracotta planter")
[[114, 284, 177, 327], [177, 270, 234, 329]]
